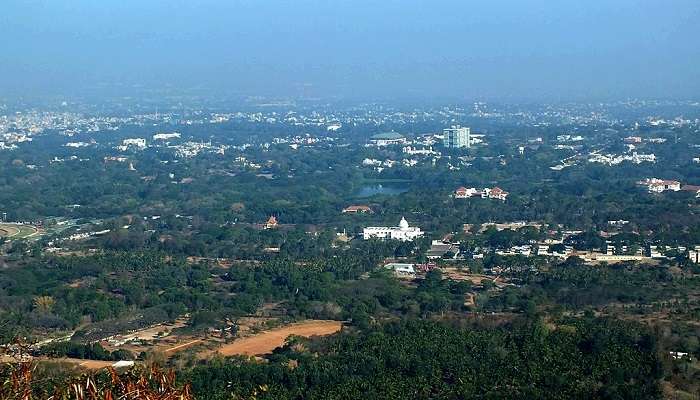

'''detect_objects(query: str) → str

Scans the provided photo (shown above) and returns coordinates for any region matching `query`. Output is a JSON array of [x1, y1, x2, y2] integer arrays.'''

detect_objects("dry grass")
[[207, 320, 342, 357]]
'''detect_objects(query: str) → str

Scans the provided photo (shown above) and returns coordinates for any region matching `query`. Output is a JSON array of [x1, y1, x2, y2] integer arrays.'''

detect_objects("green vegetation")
[[187, 318, 662, 399], [2, 108, 700, 396]]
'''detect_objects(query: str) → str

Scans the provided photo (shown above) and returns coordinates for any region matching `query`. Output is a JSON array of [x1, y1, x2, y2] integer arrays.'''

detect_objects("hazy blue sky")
[[2, 0, 699, 101]]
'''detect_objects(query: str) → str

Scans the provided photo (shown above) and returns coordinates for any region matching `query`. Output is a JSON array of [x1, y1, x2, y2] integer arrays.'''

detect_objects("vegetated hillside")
[[187, 317, 662, 400]]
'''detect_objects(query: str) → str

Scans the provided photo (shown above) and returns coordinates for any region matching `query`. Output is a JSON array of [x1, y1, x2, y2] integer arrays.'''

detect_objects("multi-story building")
[[443, 126, 470, 148]]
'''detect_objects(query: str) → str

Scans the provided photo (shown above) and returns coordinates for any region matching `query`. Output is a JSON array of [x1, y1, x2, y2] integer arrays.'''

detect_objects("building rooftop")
[[371, 132, 405, 140]]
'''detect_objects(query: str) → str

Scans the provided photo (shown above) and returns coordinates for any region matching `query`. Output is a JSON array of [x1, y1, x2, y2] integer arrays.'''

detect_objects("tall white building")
[[443, 126, 470, 148], [363, 217, 424, 241]]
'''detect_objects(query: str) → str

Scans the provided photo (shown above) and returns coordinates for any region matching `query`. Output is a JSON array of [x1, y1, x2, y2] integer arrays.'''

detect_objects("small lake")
[[354, 184, 409, 198]]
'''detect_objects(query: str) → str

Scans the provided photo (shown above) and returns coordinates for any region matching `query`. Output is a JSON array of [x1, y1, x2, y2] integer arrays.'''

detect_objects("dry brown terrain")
[[68, 358, 116, 369], [164, 339, 203, 354], [33, 358, 117, 370], [208, 320, 342, 357]]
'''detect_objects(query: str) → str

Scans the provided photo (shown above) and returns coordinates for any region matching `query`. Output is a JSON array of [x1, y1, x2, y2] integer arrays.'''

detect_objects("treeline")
[[37, 342, 133, 361], [4, 121, 700, 249], [479, 257, 700, 321], [186, 317, 663, 399], [1, 242, 476, 343]]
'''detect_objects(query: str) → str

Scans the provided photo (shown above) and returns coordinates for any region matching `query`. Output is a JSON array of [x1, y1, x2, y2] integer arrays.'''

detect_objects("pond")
[[354, 184, 409, 198]]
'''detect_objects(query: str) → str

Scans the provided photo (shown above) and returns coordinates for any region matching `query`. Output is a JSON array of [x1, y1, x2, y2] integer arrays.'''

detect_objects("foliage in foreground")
[[0, 363, 191, 400]]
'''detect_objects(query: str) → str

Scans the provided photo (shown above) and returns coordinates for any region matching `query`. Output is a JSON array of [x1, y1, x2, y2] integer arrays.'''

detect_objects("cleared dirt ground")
[[0, 223, 39, 238], [209, 320, 342, 357]]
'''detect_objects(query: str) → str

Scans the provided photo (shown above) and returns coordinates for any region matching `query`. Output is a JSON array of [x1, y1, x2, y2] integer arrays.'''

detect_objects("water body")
[[355, 184, 409, 198]]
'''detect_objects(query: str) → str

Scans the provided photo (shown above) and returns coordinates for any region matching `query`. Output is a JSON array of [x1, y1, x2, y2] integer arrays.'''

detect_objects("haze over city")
[[2, 0, 700, 101]]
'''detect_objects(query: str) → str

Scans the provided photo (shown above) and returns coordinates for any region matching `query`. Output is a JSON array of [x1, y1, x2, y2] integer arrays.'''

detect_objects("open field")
[[1, 357, 126, 371], [61, 358, 117, 370], [0, 223, 40, 239], [207, 320, 343, 357], [101, 317, 193, 355]]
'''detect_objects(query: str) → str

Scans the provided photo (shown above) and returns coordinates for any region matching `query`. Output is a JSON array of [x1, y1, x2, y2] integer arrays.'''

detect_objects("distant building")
[[638, 178, 681, 193], [443, 126, 470, 148], [264, 216, 278, 229], [426, 240, 460, 259], [485, 187, 509, 201], [454, 187, 479, 199], [122, 138, 147, 149], [363, 217, 424, 241], [153, 132, 181, 141], [454, 186, 508, 201], [342, 205, 373, 214], [369, 132, 406, 146], [384, 263, 416, 277], [688, 246, 700, 263]]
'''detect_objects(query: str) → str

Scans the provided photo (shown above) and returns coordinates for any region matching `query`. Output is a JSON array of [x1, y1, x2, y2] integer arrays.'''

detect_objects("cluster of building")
[[556, 134, 585, 143], [173, 141, 228, 158], [454, 186, 509, 201], [637, 178, 681, 193], [367, 126, 477, 150], [636, 179, 700, 197], [588, 152, 656, 166], [362, 157, 419, 171]]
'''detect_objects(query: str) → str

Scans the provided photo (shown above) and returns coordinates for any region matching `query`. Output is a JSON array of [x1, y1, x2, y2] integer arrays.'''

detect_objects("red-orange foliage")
[[0, 361, 192, 400]]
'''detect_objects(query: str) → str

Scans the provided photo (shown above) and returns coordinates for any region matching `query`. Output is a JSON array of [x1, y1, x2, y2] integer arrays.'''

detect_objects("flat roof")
[[371, 132, 405, 140]]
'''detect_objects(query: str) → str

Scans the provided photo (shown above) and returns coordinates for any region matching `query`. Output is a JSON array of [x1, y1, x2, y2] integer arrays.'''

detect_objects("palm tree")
[[32, 296, 55, 313]]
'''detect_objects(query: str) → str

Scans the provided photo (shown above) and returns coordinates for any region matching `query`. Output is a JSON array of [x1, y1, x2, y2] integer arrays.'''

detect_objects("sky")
[[1, 0, 699, 101]]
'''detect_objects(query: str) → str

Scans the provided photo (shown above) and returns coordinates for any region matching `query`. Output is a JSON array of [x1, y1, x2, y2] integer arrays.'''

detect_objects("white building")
[[363, 217, 424, 241], [121, 138, 147, 149], [369, 132, 406, 146], [454, 187, 480, 198], [638, 178, 681, 193], [153, 132, 181, 140], [384, 263, 416, 277], [688, 246, 700, 263], [443, 126, 470, 148]]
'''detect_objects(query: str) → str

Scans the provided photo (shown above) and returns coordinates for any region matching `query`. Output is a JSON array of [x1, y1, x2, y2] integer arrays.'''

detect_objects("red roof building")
[[342, 205, 373, 214], [264, 216, 278, 229], [487, 187, 509, 201]]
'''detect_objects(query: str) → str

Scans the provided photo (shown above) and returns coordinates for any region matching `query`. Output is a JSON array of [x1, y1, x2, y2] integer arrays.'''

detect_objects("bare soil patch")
[[209, 320, 342, 357]]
